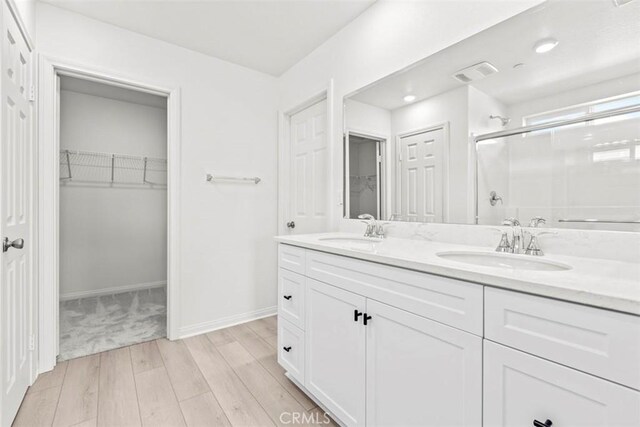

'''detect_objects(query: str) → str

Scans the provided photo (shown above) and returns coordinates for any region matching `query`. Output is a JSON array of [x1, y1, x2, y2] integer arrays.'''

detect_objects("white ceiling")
[[42, 0, 376, 76], [350, 0, 640, 110], [60, 75, 167, 109]]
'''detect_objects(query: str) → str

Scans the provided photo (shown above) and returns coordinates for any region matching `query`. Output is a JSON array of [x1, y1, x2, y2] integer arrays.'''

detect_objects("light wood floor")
[[13, 316, 336, 427]]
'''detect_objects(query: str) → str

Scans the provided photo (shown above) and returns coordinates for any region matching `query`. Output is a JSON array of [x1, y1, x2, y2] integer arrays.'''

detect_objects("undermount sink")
[[436, 251, 572, 272], [319, 236, 382, 244]]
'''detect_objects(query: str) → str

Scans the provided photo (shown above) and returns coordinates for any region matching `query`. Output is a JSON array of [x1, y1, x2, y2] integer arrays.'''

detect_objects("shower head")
[[490, 115, 510, 126]]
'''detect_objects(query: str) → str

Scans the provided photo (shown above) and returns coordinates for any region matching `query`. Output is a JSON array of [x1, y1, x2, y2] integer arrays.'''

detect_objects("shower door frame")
[[472, 103, 640, 226], [37, 55, 182, 374]]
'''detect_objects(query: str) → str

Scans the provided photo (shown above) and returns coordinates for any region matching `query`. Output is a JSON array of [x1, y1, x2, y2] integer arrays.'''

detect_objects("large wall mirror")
[[343, 0, 640, 231]]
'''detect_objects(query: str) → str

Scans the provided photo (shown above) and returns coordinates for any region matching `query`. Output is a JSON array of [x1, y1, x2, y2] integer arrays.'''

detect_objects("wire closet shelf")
[[60, 149, 167, 186]]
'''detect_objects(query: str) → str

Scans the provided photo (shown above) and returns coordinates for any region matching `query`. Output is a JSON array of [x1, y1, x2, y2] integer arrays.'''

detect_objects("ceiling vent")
[[452, 61, 498, 83]]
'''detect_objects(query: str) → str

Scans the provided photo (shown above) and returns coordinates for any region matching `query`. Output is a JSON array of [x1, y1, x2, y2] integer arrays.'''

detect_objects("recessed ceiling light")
[[533, 38, 559, 54], [403, 95, 416, 103]]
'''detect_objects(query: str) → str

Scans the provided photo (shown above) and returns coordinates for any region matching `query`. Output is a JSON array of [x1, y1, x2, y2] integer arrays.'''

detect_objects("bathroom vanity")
[[275, 234, 640, 427], [275, 2, 640, 424]]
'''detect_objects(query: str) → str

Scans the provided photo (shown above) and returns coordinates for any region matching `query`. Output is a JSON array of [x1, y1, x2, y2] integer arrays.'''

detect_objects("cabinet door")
[[305, 278, 366, 426], [484, 341, 640, 427], [366, 300, 482, 427]]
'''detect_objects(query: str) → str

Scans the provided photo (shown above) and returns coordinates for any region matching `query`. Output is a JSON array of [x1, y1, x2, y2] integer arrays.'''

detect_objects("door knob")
[[286, 221, 295, 229], [533, 419, 552, 427], [3, 237, 24, 253]]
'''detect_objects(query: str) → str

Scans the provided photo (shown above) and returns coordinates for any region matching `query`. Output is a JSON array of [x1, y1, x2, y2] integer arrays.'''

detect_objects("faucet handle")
[[502, 217, 520, 226], [358, 214, 375, 221], [524, 231, 556, 256], [529, 216, 546, 227], [491, 228, 512, 252]]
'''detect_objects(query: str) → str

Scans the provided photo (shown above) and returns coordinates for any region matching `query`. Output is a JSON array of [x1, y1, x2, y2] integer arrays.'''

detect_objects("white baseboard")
[[60, 280, 166, 301], [178, 306, 277, 339]]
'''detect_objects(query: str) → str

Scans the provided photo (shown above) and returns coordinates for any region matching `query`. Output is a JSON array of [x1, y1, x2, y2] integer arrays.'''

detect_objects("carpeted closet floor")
[[58, 287, 166, 361]]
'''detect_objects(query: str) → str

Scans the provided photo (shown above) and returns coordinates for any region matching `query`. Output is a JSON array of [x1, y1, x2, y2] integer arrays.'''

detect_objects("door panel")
[[483, 341, 640, 427], [305, 278, 366, 426], [288, 100, 328, 234], [399, 127, 445, 222], [366, 299, 482, 427], [1, 3, 33, 426]]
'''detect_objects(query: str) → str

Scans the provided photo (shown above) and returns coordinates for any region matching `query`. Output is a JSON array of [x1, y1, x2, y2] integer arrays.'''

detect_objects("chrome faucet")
[[358, 214, 386, 239], [529, 216, 546, 228], [502, 217, 524, 254], [498, 217, 553, 256]]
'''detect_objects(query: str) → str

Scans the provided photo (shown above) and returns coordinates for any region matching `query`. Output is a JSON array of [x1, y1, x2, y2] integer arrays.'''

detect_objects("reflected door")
[[1, 3, 34, 425], [399, 127, 444, 222], [288, 100, 328, 234]]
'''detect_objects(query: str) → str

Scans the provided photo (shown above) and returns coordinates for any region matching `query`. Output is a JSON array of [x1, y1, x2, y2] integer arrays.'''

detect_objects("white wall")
[[59, 89, 167, 298], [277, 0, 544, 230], [37, 3, 279, 334], [344, 99, 391, 138]]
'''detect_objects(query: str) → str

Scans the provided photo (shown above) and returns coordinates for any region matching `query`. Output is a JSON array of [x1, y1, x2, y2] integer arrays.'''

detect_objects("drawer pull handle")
[[354, 310, 363, 322], [364, 314, 372, 326], [283, 346, 292, 352], [283, 295, 292, 300], [533, 419, 552, 427]]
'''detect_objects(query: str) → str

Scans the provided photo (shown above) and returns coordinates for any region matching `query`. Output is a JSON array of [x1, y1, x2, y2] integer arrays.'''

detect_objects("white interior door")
[[399, 127, 445, 222], [1, 3, 34, 425], [287, 100, 328, 234]]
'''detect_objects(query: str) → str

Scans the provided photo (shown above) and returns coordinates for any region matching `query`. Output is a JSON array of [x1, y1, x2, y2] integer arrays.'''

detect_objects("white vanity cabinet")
[[278, 244, 483, 426], [276, 243, 640, 427]]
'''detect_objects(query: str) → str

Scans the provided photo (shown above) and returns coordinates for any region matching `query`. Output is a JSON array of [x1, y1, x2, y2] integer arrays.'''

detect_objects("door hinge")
[[28, 85, 36, 102], [377, 155, 382, 163], [29, 334, 35, 351]]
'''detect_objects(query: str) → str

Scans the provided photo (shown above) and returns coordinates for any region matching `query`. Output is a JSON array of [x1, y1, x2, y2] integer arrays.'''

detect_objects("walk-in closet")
[[58, 76, 168, 361]]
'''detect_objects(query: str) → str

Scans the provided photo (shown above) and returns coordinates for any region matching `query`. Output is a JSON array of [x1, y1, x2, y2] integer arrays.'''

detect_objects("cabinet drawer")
[[278, 268, 305, 329], [278, 318, 305, 384], [278, 244, 306, 274], [484, 341, 640, 427], [485, 287, 640, 390], [306, 250, 483, 335]]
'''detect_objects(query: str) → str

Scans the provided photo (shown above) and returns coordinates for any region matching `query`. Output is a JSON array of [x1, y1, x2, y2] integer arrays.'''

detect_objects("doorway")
[[38, 58, 181, 373], [57, 76, 168, 360], [345, 133, 384, 220], [282, 98, 329, 234]]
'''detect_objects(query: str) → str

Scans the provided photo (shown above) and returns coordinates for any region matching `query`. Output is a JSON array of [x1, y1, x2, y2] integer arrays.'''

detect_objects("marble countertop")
[[275, 232, 640, 316]]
